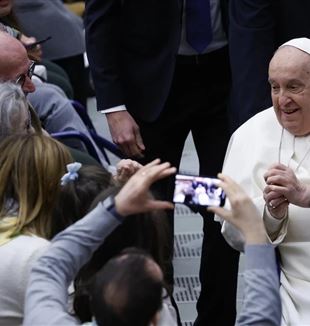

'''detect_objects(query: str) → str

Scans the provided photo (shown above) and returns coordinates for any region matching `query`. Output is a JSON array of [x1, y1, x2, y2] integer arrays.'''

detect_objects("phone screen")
[[173, 174, 225, 207]]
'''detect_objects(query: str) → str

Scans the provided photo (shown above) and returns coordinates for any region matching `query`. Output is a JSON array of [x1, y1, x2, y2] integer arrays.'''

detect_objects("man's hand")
[[263, 186, 289, 220], [263, 163, 310, 217], [106, 111, 145, 158], [208, 174, 267, 245], [115, 159, 176, 216]]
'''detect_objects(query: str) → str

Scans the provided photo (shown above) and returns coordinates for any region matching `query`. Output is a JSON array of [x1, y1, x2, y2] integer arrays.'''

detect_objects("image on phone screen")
[[173, 174, 225, 207]]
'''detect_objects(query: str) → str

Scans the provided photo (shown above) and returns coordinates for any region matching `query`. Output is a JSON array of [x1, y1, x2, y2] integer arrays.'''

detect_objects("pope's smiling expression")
[[269, 46, 310, 136]]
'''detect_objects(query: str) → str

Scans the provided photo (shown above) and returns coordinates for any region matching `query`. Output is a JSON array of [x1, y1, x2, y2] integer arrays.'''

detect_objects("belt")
[[176, 46, 228, 65], [177, 53, 210, 65]]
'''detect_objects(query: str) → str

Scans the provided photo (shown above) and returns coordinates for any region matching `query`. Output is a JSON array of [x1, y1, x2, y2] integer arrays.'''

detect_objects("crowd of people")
[[0, 0, 309, 325]]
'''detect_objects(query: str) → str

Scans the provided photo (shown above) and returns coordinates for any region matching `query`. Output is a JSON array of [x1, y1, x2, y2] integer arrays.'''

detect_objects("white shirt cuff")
[[100, 105, 127, 114], [263, 205, 287, 232], [263, 205, 288, 244]]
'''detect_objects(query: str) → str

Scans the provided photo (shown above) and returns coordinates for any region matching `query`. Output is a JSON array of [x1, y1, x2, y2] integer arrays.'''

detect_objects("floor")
[[87, 97, 245, 325]]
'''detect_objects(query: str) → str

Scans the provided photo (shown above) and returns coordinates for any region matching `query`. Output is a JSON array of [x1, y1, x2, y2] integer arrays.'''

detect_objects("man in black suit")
[[84, 1, 238, 325], [229, 0, 310, 130]]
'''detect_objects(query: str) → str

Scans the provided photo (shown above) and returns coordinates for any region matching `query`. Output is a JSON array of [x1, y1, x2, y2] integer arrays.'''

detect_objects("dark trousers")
[[137, 46, 239, 326]]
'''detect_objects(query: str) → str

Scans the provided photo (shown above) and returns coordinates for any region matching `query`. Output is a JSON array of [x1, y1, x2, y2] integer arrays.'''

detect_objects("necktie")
[[186, 0, 213, 53]]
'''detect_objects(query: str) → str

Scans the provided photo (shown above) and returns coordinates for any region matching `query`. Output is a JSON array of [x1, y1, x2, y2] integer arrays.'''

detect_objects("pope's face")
[[269, 46, 310, 136]]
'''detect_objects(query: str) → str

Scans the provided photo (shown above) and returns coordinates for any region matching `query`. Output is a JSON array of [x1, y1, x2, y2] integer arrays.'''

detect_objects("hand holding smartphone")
[[24, 36, 52, 50], [173, 174, 226, 207]]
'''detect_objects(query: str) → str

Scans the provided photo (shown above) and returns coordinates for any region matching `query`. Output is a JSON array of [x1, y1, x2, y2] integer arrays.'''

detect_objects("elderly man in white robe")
[[218, 37, 310, 325]]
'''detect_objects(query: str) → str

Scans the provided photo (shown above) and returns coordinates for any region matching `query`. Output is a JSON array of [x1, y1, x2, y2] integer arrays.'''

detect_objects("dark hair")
[[90, 248, 163, 326], [73, 190, 170, 322], [51, 165, 113, 237], [85, 189, 169, 276], [52, 164, 170, 322], [0, 10, 21, 31]]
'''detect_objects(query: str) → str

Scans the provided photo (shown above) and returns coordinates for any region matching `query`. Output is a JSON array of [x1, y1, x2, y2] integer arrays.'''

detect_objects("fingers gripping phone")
[[173, 174, 226, 207], [24, 36, 52, 50]]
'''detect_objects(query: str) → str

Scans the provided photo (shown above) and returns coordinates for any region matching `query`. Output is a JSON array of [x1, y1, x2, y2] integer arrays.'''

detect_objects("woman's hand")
[[264, 164, 310, 217], [208, 174, 267, 245], [114, 159, 143, 184], [20, 34, 42, 62], [115, 159, 176, 216]]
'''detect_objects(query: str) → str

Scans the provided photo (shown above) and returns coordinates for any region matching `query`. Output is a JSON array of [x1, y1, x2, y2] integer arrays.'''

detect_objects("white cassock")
[[217, 108, 310, 326]]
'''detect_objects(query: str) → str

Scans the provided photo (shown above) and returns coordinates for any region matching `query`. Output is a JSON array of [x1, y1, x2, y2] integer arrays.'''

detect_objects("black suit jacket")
[[85, 0, 229, 122], [85, 0, 182, 122], [229, 0, 310, 130]]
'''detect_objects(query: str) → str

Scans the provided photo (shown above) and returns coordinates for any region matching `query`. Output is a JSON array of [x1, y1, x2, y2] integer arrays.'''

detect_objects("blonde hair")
[[0, 134, 72, 239]]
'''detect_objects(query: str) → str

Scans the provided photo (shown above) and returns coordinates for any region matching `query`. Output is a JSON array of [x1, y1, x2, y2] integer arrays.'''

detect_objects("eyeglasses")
[[15, 60, 35, 87]]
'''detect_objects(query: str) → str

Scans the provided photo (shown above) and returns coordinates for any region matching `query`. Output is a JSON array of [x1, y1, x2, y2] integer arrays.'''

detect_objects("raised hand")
[[208, 174, 267, 245], [115, 159, 176, 216], [114, 159, 143, 184]]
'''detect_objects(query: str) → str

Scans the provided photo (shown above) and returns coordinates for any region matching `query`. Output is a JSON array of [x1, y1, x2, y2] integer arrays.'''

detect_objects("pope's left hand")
[[264, 163, 310, 208]]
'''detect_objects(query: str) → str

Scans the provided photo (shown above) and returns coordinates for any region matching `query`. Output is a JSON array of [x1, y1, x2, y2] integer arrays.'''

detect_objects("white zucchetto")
[[280, 37, 310, 55]]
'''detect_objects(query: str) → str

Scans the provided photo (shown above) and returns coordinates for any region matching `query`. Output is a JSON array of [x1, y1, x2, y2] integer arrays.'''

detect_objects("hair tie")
[[60, 162, 82, 186]]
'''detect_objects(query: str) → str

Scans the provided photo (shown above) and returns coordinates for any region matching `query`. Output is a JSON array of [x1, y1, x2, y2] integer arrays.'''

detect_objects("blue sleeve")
[[237, 244, 281, 326], [23, 202, 121, 326]]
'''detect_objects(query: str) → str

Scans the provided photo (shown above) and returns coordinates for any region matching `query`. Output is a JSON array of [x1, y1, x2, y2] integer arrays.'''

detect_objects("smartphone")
[[173, 174, 226, 207], [24, 36, 52, 50]]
